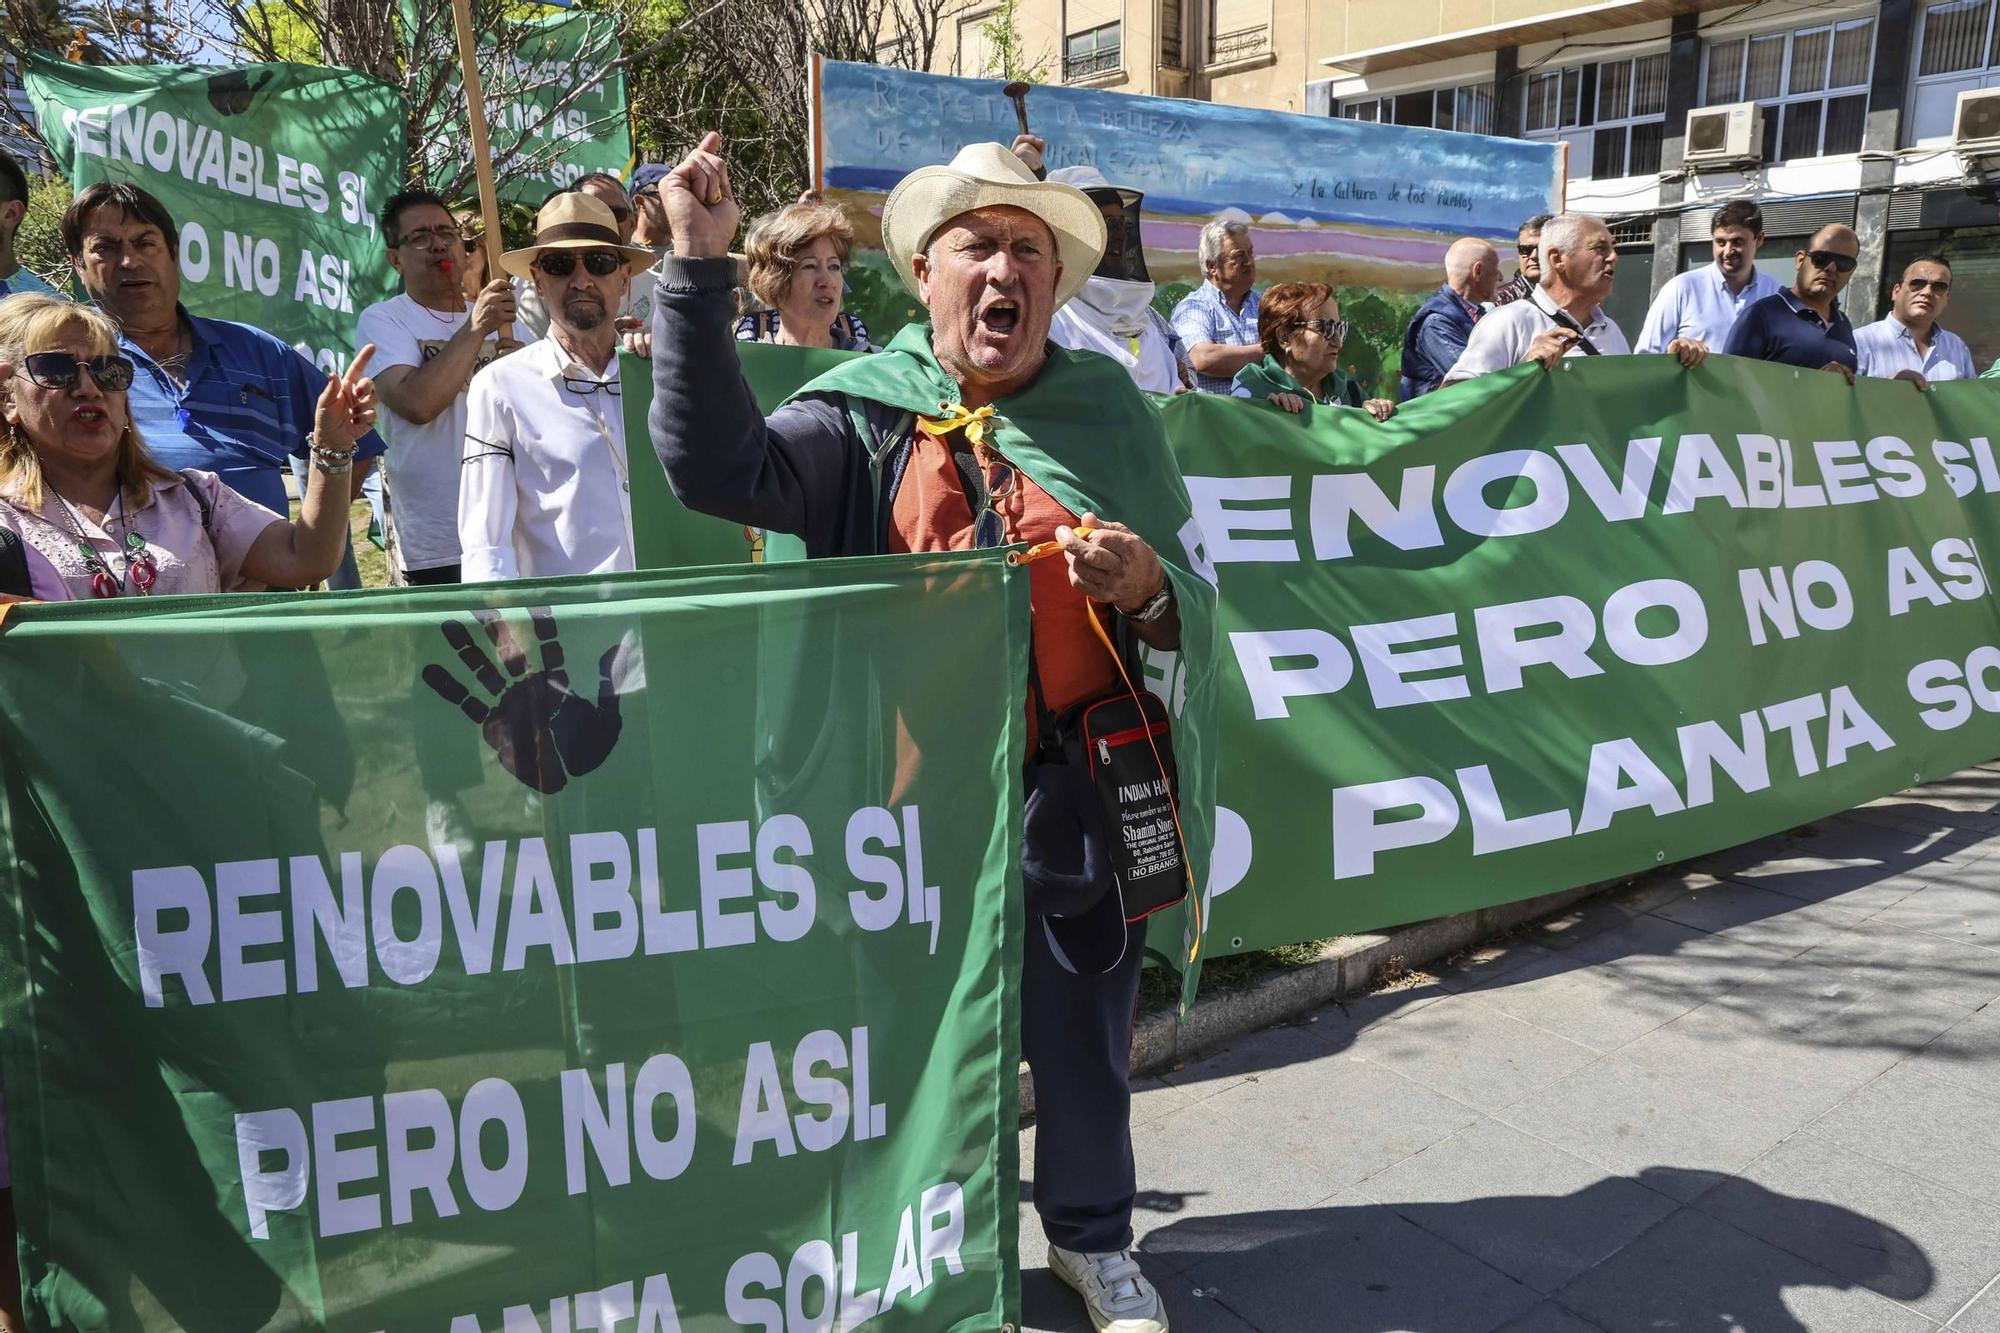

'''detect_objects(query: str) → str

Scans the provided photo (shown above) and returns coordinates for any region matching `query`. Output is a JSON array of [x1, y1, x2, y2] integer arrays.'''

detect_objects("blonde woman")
[[0, 294, 376, 598], [736, 199, 873, 351]]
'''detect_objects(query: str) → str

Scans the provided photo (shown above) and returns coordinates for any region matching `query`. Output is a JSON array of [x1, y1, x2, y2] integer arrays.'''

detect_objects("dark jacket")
[[1400, 284, 1479, 399]]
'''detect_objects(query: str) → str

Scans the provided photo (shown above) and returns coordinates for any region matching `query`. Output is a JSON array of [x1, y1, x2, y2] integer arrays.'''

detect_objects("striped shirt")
[[118, 306, 385, 514]]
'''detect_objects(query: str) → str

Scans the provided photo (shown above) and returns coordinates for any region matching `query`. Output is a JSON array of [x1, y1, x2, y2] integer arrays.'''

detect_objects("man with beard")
[[1635, 200, 1780, 354], [459, 194, 655, 580]]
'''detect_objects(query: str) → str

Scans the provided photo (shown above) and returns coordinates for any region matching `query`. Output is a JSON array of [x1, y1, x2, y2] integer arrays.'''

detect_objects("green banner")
[[0, 557, 1026, 1329], [416, 9, 634, 206], [631, 350, 2000, 957], [23, 55, 405, 373]]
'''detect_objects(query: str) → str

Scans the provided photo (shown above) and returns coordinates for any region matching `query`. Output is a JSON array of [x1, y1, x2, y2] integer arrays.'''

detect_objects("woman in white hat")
[[647, 132, 1219, 1333]]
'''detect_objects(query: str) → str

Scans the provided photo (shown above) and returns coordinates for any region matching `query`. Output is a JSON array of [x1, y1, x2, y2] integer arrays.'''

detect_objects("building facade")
[[935, 0, 2000, 363]]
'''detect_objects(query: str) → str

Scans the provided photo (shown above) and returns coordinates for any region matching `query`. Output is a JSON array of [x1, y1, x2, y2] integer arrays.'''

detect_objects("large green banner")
[[0, 556, 1026, 1329], [23, 55, 405, 373], [630, 350, 2000, 956]]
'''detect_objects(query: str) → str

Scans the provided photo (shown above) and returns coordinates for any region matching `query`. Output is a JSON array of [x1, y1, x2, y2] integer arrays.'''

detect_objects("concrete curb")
[[1018, 877, 1618, 1119]]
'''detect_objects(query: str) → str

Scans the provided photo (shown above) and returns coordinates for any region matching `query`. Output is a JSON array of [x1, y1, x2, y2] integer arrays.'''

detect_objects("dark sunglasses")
[[1518, 242, 1540, 256], [1296, 317, 1350, 342], [16, 351, 136, 392], [535, 250, 624, 278], [1905, 275, 1950, 293], [1805, 249, 1858, 274]]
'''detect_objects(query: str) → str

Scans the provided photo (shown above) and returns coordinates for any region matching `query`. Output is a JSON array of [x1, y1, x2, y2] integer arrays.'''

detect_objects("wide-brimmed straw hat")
[[500, 193, 656, 280], [880, 142, 1106, 308]]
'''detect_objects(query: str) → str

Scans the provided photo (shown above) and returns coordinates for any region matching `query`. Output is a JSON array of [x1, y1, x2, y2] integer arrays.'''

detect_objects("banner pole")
[[450, 0, 515, 340]]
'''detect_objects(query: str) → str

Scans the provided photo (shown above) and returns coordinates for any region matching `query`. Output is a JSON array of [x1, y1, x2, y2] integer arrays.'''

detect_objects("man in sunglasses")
[[61, 180, 384, 522], [460, 192, 656, 581], [629, 164, 674, 262], [1854, 256, 1975, 389], [1722, 223, 1861, 381], [356, 188, 517, 586], [515, 173, 657, 342], [1493, 213, 1553, 307]]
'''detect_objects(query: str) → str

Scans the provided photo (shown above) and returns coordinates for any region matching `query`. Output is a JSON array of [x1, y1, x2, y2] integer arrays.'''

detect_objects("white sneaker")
[[1048, 1245, 1169, 1333]]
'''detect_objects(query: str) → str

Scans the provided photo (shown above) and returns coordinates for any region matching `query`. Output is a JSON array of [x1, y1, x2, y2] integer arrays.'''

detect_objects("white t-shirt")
[[354, 294, 498, 571], [1442, 286, 1630, 385]]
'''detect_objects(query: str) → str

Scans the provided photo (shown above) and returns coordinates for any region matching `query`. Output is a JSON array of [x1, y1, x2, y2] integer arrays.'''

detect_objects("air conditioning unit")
[[1682, 102, 1763, 168], [1953, 87, 2000, 155]]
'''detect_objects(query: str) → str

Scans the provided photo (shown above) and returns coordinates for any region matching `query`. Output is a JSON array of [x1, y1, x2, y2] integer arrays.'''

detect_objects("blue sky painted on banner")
[[816, 59, 1560, 240]]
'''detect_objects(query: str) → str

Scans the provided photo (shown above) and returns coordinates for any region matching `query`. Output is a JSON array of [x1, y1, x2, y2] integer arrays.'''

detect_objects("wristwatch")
[[1119, 582, 1173, 624]]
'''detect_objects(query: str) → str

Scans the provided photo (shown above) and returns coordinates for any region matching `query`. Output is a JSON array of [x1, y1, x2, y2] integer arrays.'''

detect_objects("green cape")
[[1232, 352, 1354, 406], [788, 322, 1220, 1003]]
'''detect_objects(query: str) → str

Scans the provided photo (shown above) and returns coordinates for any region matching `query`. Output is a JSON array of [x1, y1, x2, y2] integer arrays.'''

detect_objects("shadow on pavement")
[[1058, 1167, 1935, 1333]]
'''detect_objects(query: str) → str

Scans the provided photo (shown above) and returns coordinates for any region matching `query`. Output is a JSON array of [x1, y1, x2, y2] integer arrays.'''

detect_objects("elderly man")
[[63, 181, 383, 520], [518, 171, 657, 340], [1637, 200, 1782, 353], [1722, 223, 1860, 381], [357, 187, 514, 585], [460, 193, 653, 580], [1854, 256, 1975, 389], [650, 131, 1216, 1333], [0, 149, 57, 299], [630, 163, 673, 261], [1493, 213, 1553, 306], [1171, 218, 1260, 393], [1443, 213, 1703, 384], [1400, 237, 1498, 398]]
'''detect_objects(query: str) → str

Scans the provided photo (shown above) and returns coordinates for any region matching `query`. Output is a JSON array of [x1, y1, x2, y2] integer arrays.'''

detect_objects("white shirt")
[[1442, 285, 1630, 385], [1634, 262, 1784, 354], [460, 336, 635, 582], [354, 294, 499, 571], [1853, 315, 1978, 382]]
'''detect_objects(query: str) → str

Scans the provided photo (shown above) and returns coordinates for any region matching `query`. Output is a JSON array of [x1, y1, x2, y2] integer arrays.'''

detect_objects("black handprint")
[[205, 69, 276, 117], [421, 607, 628, 794]]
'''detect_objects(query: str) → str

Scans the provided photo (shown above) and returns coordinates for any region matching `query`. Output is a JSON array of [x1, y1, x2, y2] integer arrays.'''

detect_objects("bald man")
[[1400, 236, 1499, 398], [1722, 223, 1860, 381]]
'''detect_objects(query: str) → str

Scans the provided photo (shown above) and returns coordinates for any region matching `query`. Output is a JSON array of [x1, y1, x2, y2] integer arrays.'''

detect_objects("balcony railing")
[[1208, 23, 1270, 65], [1064, 44, 1122, 80]]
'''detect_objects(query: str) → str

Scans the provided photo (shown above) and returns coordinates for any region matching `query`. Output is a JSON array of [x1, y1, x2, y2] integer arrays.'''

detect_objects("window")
[[1339, 80, 1493, 135], [1159, 0, 1183, 68], [1208, 0, 1269, 64], [1701, 17, 1875, 160], [1908, 0, 2000, 141], [1522, 53, 1667, 180], [1063, 21, 1120, 80]]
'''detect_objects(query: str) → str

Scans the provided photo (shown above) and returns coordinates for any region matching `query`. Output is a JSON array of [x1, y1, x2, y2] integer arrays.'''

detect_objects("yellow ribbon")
[[914, 402, 997, 448]]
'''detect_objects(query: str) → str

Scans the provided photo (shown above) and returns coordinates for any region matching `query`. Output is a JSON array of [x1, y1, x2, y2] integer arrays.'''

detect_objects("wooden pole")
[[450, 0, 513, 339]]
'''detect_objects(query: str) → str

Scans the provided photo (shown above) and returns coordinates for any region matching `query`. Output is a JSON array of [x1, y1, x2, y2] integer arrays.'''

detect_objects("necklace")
[[150, 323, 193, 388], [47, 481, 157, 597]]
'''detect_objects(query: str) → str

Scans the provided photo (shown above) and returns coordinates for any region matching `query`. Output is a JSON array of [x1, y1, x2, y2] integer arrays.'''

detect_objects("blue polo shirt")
[[1721, 287, 1857, 372], [119, 306, 385, 514]]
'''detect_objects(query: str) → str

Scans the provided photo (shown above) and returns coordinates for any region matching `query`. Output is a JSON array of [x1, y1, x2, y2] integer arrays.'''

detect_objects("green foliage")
[[1337, 285, 1424, 400], [976, 0, 1046, 81], [842, 255, 923, 345], [242, 3, 324, 62], [16, 173, 74, 292]]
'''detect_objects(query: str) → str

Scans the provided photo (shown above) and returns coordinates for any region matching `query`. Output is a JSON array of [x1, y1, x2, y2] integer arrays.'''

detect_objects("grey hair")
[[1198, 218, 1251, 272], [1538, 212, 1607, 273]]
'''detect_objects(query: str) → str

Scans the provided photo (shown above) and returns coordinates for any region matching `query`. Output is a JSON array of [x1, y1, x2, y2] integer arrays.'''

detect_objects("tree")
[[974, 0, 1044, 81]]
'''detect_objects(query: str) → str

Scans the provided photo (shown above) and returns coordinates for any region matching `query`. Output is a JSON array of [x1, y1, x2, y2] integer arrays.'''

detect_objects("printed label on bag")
[[1115, 777, 1181, 881]]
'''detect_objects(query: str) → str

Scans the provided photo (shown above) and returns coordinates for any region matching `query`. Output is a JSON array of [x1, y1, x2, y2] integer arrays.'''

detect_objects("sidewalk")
[[1021, 763, 2000, 1332]]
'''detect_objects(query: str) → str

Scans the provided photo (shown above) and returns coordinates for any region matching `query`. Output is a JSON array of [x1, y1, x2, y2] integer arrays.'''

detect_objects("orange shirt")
[[887, 430, 1119, 750]]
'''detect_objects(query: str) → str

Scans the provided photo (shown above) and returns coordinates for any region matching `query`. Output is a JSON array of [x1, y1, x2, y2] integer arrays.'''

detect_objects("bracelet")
[[307, 434, 355, 476]]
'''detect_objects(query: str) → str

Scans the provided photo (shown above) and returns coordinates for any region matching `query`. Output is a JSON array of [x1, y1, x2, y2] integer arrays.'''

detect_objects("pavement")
[[1019, 763, 2000, 1332]]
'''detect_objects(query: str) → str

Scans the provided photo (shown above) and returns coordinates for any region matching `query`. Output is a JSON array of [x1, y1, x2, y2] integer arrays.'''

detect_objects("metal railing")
[[1208, 23, 1270, 65], [1064, 44, 1122, 80]]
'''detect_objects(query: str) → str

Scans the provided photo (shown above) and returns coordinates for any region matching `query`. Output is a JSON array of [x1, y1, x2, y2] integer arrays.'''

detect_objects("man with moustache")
[[356, 188, 515, 585], [1722, 223, 1861, 380], [647, 133, 1218, 1333], [1444, 213, 1704, 382], [1854, 256, 1976, 389], [459, 193, 653, 580], [1636, 200, 1782, 353]]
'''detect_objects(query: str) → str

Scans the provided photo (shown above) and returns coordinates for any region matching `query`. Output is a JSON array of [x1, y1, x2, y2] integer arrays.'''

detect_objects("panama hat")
[[881, 142, 1107, 308], [499, 193, 656, 280]]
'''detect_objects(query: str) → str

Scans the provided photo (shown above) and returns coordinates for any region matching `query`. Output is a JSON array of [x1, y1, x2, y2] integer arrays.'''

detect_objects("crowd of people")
[[4, 122, 2000, 1333]]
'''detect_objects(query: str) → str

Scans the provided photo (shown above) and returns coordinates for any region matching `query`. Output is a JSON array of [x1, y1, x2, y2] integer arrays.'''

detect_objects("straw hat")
[[500, 193, 656, 280], [880, 142, 1106, 308]]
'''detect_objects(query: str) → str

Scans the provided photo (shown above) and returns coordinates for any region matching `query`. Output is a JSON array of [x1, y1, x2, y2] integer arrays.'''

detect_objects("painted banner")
[[0, 557, 1026, 1329], [808, 56, 1564, 383], [415, 8, 634, 205], [24, 55, 404, 372], [627, 345, 2000, 956]]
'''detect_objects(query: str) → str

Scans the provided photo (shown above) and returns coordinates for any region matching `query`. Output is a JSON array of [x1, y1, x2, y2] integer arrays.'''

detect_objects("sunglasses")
[[1905, 275, 1950, 293], [15, 351, 137, 392], [973, 452, 1018, 549], [1296, 317, 1350, 342], [535, 250, 624, 278], [1518, 242, 1540, 256], [1805, 249, 1858, 274]]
